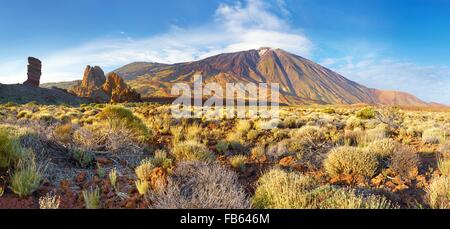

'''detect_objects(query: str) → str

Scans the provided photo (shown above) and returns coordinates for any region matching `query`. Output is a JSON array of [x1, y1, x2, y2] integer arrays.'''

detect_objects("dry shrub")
[[149, 162, 250, 209], [324, 146, 379, 178], [390, 144, 419, 178], [236, 119, 252, 134], [426, 176, 450, 209], [252, 168, 396, 209], [0, 128, 21, 169], [10, 152, 46, 197], [438, 158, 450, 177], [356, 107, 375, 120], [172, 140, 214, 162], [94, 106, 150, 152], [252, 169, 318, 209]]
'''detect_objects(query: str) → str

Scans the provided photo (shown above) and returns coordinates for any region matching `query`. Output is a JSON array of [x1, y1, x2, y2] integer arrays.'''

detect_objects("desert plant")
[[172, 140, 214, 162], [324, 146, 379, 177], [96, 105, 149, 143], [135, 180, 150, 196], [426, 176, 450, 209], [346, 116, 363, 129], [185, 124, 203, 141], [171, 126, 185, 145], [307, 185, 397, 209], [16, 110, 32, 119], [366, 138, 398, 159], [251, 145, 267, 163], [246, 129, 261, 141], [229, 155, 247, 171], [150, 162, 250, 209], [39, 193, 61, 209], [236, 120, 252, 134], [53, 123, 73, 145], [356, 107, 375, 120], [252, 169, 396, 209], [135, 160, 154, 181], [9, 153, 45, 197], [109, 168, 118, 191], [0, 128, 21, 170], [215, 140, 229, 153], [96, 163, 106, 178], [145, 150, 173, 169], [252, 168, 318, 209], [438, 158, 450, 177], [422, 128, 445, 144], [70, 148, 94, 168], [82, 187, 101, 209]]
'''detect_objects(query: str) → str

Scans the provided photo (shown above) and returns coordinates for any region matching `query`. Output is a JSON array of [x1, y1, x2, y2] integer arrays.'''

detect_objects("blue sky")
[[1, 0, 450, 104]]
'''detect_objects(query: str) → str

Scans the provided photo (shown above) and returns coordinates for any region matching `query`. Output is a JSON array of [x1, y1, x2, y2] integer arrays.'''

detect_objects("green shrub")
[[215, 140, 229, 153], [16, 110, 32, 119], [229, 155, 247, 171], [324, 146, 379, 177], [356, 107, 375, 120], [172, 141, 214, 162], [0, 128, 21, 170], [366, 138, 398, 159], [252, 169, 318, 209], [10, 153, 45, 197], [422, 128, 445, 144], [53, 123, 73, 144]]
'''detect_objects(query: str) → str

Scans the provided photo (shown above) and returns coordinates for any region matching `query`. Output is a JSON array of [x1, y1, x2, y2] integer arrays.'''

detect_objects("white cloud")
[[0, 0, 312, 84], [324, 55, 450, 105]]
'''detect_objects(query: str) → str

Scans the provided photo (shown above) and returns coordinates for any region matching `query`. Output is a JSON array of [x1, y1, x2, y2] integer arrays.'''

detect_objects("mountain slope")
[[115, 48, 432, 106]]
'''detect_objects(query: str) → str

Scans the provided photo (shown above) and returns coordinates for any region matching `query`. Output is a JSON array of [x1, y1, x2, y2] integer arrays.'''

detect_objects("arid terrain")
[[0, 102, 449, 209]]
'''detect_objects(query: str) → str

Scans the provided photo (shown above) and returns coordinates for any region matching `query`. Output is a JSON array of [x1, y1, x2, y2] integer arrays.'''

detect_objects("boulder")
[[69, 66, 141, 103]]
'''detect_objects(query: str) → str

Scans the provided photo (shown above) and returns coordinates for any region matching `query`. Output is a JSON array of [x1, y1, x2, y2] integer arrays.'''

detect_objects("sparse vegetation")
[[0, 102, 448, 209]]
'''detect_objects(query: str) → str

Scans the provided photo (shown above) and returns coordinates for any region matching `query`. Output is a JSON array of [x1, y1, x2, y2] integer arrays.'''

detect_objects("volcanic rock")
[[103, 73, 141, 103], [23, 57, 41, 87], [68, 66, 141, 103]]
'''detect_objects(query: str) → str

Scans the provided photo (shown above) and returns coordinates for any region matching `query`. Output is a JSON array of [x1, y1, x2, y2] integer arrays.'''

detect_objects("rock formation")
[[68, 66, 141, 103], [103, 73, 141, 103], [23, 57, 41, 87]]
